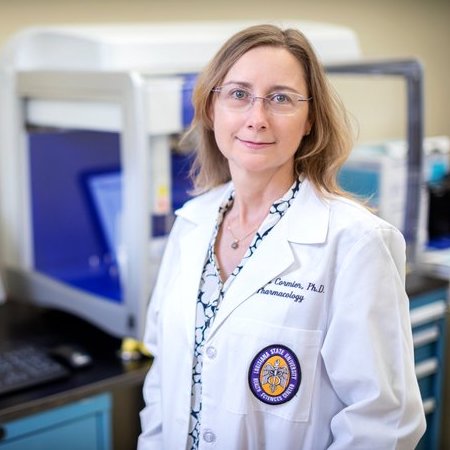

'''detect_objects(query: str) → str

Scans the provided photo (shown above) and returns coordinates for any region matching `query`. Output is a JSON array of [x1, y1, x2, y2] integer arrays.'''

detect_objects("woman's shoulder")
[[328, 193, 404, 241], [300, 177, 401, 236]]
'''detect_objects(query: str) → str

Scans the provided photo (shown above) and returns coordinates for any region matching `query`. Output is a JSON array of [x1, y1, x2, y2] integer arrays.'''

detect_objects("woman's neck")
[[229, 171, 295, 227]]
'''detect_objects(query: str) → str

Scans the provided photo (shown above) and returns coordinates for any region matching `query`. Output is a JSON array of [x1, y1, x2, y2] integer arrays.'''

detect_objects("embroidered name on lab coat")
[[257, 277, 325, 303], [248, 345, 301, 405]]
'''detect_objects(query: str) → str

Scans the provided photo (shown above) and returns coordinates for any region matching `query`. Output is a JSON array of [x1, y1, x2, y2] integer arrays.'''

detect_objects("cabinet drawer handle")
[[413, 325, 440, 347], [410, 301, 447, 327], [422, 397, 436, 415], [415, 358, 438, 379]]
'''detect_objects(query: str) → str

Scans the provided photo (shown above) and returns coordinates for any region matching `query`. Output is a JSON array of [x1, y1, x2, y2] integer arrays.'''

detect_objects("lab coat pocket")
[[224, 318, 322, 422]]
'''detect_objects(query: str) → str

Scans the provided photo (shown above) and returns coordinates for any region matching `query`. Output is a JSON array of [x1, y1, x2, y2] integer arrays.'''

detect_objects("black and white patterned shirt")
[[187, 178, 302, 450]]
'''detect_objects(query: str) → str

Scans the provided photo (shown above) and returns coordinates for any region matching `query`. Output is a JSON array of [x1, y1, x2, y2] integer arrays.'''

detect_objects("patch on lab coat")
[[248, 344, 301, 405]]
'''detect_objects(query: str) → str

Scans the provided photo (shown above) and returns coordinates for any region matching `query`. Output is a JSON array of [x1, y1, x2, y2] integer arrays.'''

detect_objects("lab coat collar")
[[175, 177, 330, 245], [175, 182, 232, 224], [287, 177, 330, 244]]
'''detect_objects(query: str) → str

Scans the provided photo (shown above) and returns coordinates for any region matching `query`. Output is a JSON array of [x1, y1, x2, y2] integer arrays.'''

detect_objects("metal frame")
[[326, 58, 424, 262], [0, 70, 153, 338]]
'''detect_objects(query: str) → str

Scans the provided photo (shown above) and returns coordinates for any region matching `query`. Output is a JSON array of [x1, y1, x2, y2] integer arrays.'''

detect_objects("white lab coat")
[[138, 178, 426, 450]]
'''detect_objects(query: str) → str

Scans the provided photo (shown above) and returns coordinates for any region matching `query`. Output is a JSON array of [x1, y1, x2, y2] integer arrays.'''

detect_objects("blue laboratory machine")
[[0, 22, 361, 339]]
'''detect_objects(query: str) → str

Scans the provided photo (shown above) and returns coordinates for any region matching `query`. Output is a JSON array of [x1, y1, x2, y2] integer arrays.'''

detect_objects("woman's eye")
[[271, 93, 292, 104], [229, 89, 248, 100]]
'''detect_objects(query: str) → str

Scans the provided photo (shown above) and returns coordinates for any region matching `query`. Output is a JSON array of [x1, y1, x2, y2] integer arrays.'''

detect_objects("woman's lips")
[[237, 137, 275, 149]]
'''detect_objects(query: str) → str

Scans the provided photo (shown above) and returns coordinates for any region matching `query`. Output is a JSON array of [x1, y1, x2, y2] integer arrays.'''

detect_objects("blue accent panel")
[[28, 128, 195, 301], [0, 393, 111, 450], [29, 129, 123, 302], [171, 150, 194, 211], [337, 166, 380, 206], [182, 74, 197, 128], [410, 289, 448, 309], [427, 236, 450, 249], [417, 373, 437, 400], [414, 341, 439, 363], [84, 170, 122, 257]]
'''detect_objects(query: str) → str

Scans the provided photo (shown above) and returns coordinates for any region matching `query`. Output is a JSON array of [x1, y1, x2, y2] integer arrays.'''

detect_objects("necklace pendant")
[[231, 240, 239, 250]]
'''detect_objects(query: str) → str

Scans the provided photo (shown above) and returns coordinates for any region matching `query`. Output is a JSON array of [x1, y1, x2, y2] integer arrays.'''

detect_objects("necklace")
[[226, 220, 258, 250]]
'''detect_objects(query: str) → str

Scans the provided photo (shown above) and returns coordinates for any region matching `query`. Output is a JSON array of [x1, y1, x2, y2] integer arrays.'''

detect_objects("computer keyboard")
[[0, 344, 71, 396]]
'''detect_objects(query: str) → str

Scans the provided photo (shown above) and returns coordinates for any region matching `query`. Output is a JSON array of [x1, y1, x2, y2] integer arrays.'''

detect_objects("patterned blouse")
[[186, 178, 302, 450]]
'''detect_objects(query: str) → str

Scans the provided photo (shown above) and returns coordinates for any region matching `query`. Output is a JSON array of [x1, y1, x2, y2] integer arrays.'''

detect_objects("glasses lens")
[[268, 93, 298, 115], [218, 86, 252, 111], [214, 86, 308, 115]]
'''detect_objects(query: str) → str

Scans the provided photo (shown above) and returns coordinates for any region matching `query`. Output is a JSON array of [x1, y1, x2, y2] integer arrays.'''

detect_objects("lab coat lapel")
[[207, 219, 294, 338], [206, 178, 330, 340], [176, 183, 232, 349], [177, 221, 212, 349]]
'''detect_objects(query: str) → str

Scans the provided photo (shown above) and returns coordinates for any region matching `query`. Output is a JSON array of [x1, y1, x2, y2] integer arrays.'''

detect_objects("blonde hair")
[[182, 24, 354, 196]]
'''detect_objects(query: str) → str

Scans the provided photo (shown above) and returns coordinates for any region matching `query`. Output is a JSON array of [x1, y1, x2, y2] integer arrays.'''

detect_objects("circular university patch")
[[248, 344, 301, 405]]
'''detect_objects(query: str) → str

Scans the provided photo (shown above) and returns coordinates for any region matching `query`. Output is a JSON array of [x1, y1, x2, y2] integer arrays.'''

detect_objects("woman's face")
[[212, 45, 311, 182]]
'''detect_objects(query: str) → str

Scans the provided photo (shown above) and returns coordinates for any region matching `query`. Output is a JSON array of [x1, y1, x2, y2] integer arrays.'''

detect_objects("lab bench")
[[0, 301, 150, 450]]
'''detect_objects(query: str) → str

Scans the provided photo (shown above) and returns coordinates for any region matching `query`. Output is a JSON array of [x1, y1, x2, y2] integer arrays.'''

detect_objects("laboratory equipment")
[[338, 135, 450, 248], [0, 21, 361, 339]]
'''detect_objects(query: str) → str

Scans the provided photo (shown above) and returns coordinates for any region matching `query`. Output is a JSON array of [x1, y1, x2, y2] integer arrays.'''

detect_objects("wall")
[[0, 0, 449, 142], [1, 0, 449, 446]]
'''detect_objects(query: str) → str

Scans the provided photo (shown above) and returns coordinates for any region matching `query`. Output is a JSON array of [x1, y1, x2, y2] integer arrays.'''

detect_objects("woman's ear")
[[206, 103, 214, 129], [305, 119, 312, 136]]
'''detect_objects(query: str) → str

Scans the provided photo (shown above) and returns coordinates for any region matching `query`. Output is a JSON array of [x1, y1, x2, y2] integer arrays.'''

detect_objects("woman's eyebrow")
[[220, 81, 302, 94], [220, 80, 252, 88]]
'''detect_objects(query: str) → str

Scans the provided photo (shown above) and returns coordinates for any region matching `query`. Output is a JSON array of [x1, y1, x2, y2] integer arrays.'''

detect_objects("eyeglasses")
[[212, 84, 312, 115]]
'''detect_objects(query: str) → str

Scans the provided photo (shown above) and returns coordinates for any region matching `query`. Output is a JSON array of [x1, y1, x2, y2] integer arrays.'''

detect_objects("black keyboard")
[[0, 344, 71, 396]]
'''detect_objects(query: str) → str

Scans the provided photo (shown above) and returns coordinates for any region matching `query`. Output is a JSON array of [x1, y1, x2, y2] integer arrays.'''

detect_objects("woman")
[[138, 24, 426, 450]]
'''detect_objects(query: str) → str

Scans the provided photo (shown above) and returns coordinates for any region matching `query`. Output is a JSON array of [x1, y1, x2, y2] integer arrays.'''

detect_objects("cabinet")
[[0, 393, 111, 450], [408, 275, 448, 450]]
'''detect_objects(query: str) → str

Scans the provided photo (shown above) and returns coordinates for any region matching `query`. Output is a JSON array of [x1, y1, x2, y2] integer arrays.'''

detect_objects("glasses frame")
[[211, 86, 312, 115]]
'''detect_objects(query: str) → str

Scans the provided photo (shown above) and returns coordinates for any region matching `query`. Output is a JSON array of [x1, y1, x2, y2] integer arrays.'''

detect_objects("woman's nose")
[[245, 97, 269, 129]]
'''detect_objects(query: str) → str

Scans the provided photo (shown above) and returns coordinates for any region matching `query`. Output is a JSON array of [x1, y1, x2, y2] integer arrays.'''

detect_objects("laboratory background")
[[0, 0, 449, 449]]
